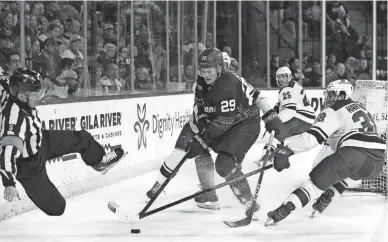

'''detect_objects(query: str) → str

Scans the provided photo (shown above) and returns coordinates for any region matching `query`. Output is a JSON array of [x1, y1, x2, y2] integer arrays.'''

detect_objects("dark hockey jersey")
[[193, 71, 260, 139]]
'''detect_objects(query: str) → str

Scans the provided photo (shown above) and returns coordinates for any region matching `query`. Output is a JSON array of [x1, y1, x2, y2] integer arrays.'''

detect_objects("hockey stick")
[[108, 163, 274, 221], [139, 150, 191, 216], [224, 131, 275, 227]]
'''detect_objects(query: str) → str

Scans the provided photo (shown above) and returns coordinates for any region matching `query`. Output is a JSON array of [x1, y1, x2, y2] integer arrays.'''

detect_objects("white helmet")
[[222, 52, 231, 68], [276, 66, 292, 87], [324, 79, 353, 107]]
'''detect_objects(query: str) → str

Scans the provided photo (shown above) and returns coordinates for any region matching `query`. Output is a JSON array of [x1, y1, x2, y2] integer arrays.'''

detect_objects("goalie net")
[[349, 80, 387, 195]]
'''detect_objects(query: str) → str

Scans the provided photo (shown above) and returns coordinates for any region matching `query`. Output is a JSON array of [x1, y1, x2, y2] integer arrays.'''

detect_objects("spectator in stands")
[[44, 2, 60, 22], [327, 54, 337, 71], [97, 42, 117, 72], [345, 56, 358, 85], [357, 58, 371, 80], [304, 61, 321, 87], [97, 63, 123, 94], [28, 15, 39, 36], [45, 69, 78, 99], [31, 2, 43, 17], [69, 34, 83, 68], [327, 62, 347, 85], [149, 43, 166, 83], [33, 37, 61, 84], [103, 24, 115, 45], [31, 36, 40, 58], [289, 57, 305, 84], [59, 49, 75, 72], [68, 19, 81, 35], [2, 48, 20, 76], [0, 27, 12, 69], [223, 46, 232, 57], [37, 16, 49, 36], [183, 64, 195, 91], [270, 53, 280, 87], [1, 11, 16, 39], [135, 47, 153, 75], [134, 66, 152, 90]]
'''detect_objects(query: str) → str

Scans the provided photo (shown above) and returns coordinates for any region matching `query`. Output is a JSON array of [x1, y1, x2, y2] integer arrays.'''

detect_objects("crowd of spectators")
[[0, 1, 386, 100], [245, 1, 387, 88]]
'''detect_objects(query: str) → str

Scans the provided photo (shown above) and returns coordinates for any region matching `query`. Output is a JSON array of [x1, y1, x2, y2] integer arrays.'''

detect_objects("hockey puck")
[[131, 229, 141, 234]]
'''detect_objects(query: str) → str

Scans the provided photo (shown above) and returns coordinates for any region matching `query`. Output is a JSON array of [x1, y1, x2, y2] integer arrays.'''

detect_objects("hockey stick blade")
[[108, 201, 140, 222], [223, 216, 252, 227]]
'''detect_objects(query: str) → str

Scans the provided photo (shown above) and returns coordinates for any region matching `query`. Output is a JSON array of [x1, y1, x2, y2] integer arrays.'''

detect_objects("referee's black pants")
[[16, 130, 106, 216]]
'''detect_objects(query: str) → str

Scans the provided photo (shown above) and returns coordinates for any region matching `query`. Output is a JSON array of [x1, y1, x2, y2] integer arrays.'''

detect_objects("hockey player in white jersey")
[[260, 66, 316, 161], [265, 79, 386, 226]]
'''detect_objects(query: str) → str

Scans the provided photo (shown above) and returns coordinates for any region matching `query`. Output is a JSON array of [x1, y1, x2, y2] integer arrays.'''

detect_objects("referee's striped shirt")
[[0, 87, 42, 187]]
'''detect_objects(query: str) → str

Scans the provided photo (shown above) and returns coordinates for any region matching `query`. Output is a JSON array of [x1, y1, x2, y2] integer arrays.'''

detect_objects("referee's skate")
[[93, 148, 128, 175]]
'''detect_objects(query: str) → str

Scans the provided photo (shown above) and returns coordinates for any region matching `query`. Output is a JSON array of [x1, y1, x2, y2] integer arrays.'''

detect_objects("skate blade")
[[311, 210, 318, 218], [196, 202, 220, 210], [100, 151, 128, 175], [264, 218, 276, 227]]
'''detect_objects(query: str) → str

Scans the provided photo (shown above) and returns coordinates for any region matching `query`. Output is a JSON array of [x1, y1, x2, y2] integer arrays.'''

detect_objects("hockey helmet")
[[276, 66, 292, 87], [324, 79, 353, 107], [198, 48, 223, 69], [198, 48, 223, 85], [10, 68, 45, 107]]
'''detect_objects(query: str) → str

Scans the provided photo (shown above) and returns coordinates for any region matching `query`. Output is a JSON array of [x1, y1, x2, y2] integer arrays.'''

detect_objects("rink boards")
[[0, 89, 325, 220]]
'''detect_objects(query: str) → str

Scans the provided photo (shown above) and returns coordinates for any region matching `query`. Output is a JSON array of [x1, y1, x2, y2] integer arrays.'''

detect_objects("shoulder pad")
[[288, 80, 296, 88]]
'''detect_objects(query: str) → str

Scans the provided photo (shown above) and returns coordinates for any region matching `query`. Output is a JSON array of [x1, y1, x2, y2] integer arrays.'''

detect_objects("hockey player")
[[265, 79, 385, 226], [146, 48, 263, 217], [260, 66, 316, 161], [0, 68, 127, 215]]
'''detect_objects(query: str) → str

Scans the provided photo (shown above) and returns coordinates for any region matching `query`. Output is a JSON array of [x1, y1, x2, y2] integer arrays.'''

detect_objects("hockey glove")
[[273, 144, 294, 172], [185, 131, 211, 159], [262, 109, 282, 135]]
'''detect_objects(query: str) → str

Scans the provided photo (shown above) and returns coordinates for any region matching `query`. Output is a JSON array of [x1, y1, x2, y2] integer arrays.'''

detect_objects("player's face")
[[198, 67, 218, 85], [276, 73, 289, 87], [324, 91, 337, 107]]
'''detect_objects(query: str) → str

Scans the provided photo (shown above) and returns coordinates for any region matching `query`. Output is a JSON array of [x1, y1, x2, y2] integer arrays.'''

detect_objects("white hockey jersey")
[[276, 81, 316, 124], [284, 99, 386, 154]]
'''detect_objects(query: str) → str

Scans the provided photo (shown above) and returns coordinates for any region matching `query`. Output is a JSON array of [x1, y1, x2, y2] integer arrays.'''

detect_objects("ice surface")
[[0, 143, 387, 242]]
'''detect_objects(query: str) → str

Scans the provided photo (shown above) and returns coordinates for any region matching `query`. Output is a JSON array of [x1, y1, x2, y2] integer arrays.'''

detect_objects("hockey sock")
[[195, 155, 218, 202], [284, 179, 323, 209], [328, 180, 348, 197], [156, 149, 186, 185], [227, 170, 253, 206]]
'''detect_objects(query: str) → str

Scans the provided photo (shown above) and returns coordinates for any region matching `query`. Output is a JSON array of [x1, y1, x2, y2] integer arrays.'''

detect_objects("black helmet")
[[10, 68, 43, 93], [198, 48, 223, 68]]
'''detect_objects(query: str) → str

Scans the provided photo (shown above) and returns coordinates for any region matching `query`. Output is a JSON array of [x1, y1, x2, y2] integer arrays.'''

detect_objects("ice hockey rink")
[[0, 143, 387, 242]]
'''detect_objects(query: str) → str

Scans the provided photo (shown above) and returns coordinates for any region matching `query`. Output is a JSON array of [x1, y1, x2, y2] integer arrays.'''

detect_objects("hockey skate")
[[145, 181, 167, 203], [245, 200, 260, 221], [93, 148, 127, 175], [311, 189, 334, 218], [265, 202, 295, 226], [194, 190, 220, 210]]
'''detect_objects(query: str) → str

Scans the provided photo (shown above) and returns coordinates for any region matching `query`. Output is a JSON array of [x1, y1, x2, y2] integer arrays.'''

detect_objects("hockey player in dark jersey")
[[0, 68, 127, 215], [146, 48, 262, 217], [265, 79, 385, 226]]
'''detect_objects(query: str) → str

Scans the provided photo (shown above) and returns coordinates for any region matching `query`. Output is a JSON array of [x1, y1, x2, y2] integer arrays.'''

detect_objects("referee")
[[0, 68, 127, 216]]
